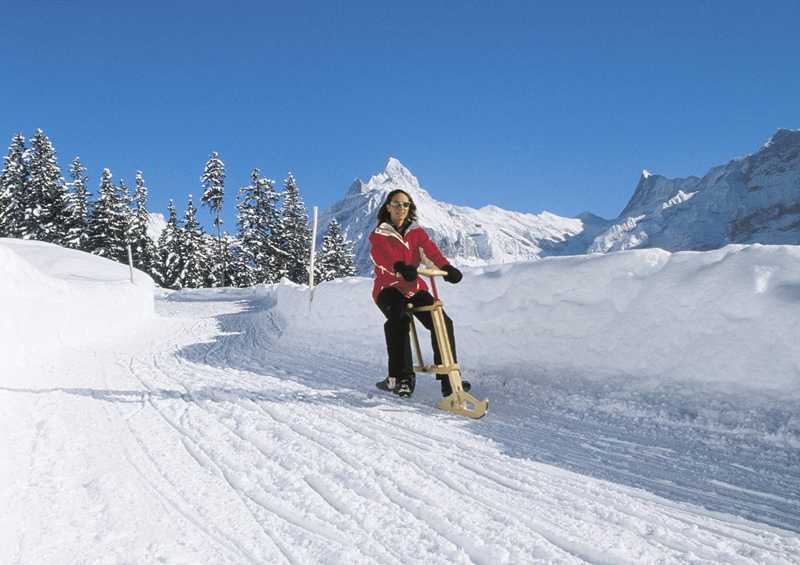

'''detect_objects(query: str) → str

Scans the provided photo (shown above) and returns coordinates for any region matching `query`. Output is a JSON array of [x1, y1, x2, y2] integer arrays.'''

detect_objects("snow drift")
[[271, 244, 800, 397], [0, 239, 155, 369]]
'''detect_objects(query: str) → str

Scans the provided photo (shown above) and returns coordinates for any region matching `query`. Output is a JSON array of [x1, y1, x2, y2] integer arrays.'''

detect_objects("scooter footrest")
[[436, 391, 489, 419]]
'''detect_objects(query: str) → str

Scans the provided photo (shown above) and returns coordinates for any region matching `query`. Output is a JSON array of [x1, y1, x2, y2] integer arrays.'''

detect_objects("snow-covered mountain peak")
[[344, 157, 424, 198], [324, 128, 800, 274], [619, 168, 685, 218], [320, 159, 603, 274], [366, 157, 422, 191], [594, 127, 800, 253], [763, 127, 800, 150]]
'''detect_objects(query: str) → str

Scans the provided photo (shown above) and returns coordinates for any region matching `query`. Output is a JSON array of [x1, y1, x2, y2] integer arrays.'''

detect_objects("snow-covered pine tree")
[[201, 151, 226, 287], [63, 157, 90, 251], [220, 233, 247, 287], [129, 171, 158, 276], [0, 133, 27, 238], [117, 177, 135, 263], [87, 168, 128, 261], [237, 168, 286, 285], [316, 218, 356, 282], [155, 199, 181, 288], [176, 194, 210, 289], [278, 172, 311, 284], [24, 129, 69, 243]]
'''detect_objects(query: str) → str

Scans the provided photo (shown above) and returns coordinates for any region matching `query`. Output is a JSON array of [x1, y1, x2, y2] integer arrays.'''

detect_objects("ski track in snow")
[[3, 292, 799, 564]]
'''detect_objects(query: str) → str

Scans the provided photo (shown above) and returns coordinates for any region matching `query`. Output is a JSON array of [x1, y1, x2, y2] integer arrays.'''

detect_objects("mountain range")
[[320, 128, 800, 274]]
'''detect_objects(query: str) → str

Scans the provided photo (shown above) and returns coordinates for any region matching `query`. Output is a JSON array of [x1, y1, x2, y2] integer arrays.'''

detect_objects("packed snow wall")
[[269, 244, 800, 397], [0, 239, 155, 368]]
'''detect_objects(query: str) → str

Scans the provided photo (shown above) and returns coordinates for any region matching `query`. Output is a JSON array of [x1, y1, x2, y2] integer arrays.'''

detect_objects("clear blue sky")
[[2, 1, 798, 229]]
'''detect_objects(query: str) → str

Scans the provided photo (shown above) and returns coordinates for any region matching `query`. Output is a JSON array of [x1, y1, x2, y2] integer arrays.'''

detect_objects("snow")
[[2, 240, 799, 564], [277, 244, 800, 396], [324, 130, 800, 274], [602, 129, 800, 252], [661, 190, 697, 210], [147, 211, 167, 242], [320, 158, 592, 275], [0, 239, 155, 369]]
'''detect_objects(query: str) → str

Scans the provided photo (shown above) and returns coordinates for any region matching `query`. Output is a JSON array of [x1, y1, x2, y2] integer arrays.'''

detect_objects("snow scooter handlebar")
[[416, 267, 448, 278], [416, 267, 447, 300]]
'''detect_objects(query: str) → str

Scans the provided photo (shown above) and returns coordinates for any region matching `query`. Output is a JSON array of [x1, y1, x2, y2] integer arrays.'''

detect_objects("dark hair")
[[377, 189, 418, 226]]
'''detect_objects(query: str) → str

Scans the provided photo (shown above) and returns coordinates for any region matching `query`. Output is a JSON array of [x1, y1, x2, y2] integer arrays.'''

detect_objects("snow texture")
[[0, 239, 154, 369], [1, 239, 799, 563]]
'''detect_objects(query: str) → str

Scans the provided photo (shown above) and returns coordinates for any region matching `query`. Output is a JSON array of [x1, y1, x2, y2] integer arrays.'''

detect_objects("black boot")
[[396, 373, 416, 398], [375, 376, 397, 393], [439, 375, 471, 397]]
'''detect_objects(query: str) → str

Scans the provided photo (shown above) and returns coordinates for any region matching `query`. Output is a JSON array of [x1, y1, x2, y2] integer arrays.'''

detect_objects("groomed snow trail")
[[3, 292, 798, 564]]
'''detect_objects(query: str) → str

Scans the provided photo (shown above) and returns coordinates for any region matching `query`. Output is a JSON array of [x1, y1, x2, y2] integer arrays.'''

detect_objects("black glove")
[[393, 261, 418, 282], [442, 264, 462, 284]]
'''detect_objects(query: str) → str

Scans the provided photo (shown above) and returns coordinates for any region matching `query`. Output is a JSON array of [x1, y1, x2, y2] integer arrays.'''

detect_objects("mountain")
[[321, 129, 800, 274], [318, 157, 607, 274], [590, 128, 800, 253]]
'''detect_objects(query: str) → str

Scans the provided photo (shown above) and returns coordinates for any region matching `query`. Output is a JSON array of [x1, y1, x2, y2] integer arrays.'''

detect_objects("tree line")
[[0, 129, 355, 289]]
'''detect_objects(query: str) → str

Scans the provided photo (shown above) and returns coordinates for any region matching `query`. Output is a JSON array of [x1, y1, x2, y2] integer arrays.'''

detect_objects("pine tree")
[[237, 168, 286, 285], [317, 218, 356, 282], [155, 199, 181, 288], [118, 177, 135, 263], [120, 177, 134, 246], [87, 168, 129, 261], [201, 151, 226, 286], [278, 172, 311, 284], [220, 233, 247, 287], [0, 133, 27, 238], [129, 171, 158, 276], [23, 129, 69, 243], [176, 194, 209, 289], [63, 157, 90, 250]]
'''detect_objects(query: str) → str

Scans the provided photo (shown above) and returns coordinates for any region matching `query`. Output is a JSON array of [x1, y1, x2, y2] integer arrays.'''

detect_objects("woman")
[[369, 188, 469, 398]]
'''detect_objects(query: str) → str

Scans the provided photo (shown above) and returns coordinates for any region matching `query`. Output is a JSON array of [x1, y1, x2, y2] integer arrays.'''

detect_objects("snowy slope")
[[2, 242, 799, 564], [276, 244, 800, 395], [592, 128, 800, 253], [319, 158, 600, 275], [0, 239, 155, 369]]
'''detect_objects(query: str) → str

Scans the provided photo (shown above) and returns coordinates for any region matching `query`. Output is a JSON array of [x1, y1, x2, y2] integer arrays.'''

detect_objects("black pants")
[[376, 287, 457, 379]]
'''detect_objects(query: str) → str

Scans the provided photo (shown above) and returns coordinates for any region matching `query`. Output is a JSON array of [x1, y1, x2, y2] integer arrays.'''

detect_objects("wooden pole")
[[308, 206, 318, 301], [127, 244, 134, 284]]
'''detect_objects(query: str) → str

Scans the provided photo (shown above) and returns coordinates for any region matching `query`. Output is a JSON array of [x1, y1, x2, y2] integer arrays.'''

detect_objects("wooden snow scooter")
[[408, 267, 489, 419]]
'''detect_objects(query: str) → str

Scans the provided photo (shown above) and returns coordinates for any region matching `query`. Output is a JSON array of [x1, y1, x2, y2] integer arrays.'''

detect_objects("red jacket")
[[369, 221, 450, 302]]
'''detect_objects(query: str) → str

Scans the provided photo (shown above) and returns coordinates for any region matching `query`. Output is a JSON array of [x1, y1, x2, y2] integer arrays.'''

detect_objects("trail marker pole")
[[308, 206, 318, 302], [127, 244, 135, 284]]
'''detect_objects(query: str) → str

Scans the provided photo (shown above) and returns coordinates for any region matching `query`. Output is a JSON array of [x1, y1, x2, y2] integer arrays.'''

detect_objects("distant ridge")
[[319, 129, 800, 274]]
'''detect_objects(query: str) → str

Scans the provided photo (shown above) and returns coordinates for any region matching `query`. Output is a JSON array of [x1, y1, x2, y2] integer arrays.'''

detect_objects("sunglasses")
[[389, 201, 411, 209]]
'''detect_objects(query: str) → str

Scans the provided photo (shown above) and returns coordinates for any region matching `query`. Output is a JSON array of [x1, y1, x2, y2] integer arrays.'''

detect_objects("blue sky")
[[2, 1, 798, 229]]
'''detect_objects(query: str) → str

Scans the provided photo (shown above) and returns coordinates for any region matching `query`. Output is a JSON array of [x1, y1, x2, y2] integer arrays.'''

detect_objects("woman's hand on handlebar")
[[442, 264, 463, 284], [393, 261, 418, 282]]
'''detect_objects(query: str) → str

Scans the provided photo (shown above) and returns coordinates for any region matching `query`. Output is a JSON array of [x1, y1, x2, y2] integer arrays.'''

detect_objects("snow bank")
[[271, 244, 800, 398], [0, 239, 155, 368]]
